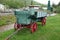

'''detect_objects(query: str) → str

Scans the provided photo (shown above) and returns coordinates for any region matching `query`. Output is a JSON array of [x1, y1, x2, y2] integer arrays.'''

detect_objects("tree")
[[0, 0, 32, 8], [58, 2, 60, 6], [52, 3, 57, 8]]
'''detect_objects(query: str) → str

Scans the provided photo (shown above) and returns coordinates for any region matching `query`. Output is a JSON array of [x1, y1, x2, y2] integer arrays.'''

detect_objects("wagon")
[[14, 5, 47, 33]]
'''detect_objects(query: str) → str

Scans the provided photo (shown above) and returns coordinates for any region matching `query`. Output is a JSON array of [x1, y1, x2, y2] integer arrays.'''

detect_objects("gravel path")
[[0, 13, 14, 16], [0, 24, 14, 32], [47, 13, 57, 16]]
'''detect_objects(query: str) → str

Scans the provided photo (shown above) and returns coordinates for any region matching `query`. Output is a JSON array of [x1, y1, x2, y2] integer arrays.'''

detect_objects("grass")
[[0, 14, 60, 40], [0, 15, 15, 26]]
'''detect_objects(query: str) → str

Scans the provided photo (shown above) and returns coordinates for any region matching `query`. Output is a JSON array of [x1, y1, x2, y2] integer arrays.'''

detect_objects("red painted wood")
[[31, 22, 37, 33], [41, 17, 46, 26]]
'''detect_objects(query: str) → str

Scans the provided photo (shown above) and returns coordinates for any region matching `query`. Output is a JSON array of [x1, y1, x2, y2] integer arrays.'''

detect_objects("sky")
[[34, 0, 60, 5]]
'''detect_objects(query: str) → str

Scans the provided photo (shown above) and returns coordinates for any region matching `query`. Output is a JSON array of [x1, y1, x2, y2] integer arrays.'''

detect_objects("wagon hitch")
[[5, 27, 23, 40]]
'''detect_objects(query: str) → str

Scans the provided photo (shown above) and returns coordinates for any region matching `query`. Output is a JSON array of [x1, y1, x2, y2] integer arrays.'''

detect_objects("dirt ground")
[[0, 24, 14, 32]]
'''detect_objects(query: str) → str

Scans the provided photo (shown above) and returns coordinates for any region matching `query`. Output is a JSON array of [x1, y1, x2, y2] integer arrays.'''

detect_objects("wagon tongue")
[[5, 27, 23, 40]]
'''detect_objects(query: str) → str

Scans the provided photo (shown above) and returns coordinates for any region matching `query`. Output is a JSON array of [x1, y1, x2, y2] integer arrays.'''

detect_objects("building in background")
[[0, 4, 6, 12]]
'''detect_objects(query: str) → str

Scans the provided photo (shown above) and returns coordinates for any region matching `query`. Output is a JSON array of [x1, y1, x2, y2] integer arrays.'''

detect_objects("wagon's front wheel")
[[41, 17, 46, 26], [14, 23, 21, 30], [31, 22, 37, 33]]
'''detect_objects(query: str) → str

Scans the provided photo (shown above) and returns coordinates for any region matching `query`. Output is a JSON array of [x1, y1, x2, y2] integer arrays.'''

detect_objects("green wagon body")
[[14, 9, 47, 25], [14, 9, 35, 25]]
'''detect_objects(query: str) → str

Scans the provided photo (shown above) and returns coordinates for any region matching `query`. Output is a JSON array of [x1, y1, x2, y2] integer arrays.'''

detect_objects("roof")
[[29, 5, 40, 7]]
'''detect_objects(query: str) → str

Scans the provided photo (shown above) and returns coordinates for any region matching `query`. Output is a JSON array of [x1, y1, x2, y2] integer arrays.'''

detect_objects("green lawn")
[[0, 14, 60, 40], [0, 15, 15, 26]]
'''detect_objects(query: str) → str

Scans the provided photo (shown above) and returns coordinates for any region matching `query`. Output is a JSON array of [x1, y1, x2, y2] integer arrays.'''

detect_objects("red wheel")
[[41, 17, 46, 26], [31, 22, 37, 33], [14, 23, 21, 30]]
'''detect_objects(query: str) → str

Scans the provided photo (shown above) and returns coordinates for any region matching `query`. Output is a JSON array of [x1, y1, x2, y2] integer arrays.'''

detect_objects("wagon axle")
[[14, 22, 37, 33]]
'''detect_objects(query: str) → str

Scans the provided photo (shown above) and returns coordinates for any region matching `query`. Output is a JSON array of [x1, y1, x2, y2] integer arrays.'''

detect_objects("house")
[[0, 4, 6, 12]]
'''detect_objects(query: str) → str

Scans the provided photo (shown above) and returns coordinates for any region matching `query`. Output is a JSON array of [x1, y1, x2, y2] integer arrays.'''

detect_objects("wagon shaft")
[[5, 27, 23, 40]]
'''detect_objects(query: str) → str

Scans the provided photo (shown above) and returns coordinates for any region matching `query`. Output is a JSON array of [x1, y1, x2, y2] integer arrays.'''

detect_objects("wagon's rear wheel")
[[41, 17, 46, 26], [31, 22, 37, 33]]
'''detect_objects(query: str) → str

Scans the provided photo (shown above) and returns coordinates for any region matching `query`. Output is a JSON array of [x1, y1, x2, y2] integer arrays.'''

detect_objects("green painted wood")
[[14, 10, 33, 25]]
